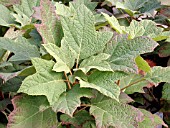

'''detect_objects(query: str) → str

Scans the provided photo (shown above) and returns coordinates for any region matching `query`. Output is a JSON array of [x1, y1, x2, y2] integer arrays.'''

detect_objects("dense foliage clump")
[[0, 0, 170, 127]]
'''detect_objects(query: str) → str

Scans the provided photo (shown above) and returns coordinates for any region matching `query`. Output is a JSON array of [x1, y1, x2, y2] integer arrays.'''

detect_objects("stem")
[[76, 58, 79, 69], [69, 70, 73, 76], [74, 104, 91, 115], [121, 78, 145, 91], [64, 72, 71, 89]]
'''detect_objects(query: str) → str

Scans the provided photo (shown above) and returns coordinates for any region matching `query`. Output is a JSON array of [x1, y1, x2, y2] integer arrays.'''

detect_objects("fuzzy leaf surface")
[[90, 93, 143, 128], [53, 85, 93, 117], [61, 4, 113, 60], [34, 0, 63, 46], [18, 58, 66, 105], [79, 53, 112, 74], [105, 35, 158, 73], [43, 41, 76, 73], [145, 66, 170, 85], [7, 95, 57, 128], [0, 37, 40, 61], [78, 71, 127, 101], [138, 109, 168, 128]]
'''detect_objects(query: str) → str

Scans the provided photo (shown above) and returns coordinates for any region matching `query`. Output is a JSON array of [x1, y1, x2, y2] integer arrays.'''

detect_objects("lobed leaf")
[[43, 40, 76, 73], [105, 35, 158, 73], [53, 85, 93, 117], [7, 95, 57, 128], [12, 0, 40, 27], [61, 4, 113, 61], [0, 37, 40, 61], [78, 71, 127, 101], [90, 93, 143, 128], [18, 58, 66, 105]]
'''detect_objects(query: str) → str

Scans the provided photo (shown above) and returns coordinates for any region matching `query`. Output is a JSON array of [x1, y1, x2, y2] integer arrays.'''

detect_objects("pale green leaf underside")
[[52, 85, 93, 117], [61, 4, 113, 60], [145, 66, 170, 85], [78, 71, 127, 101], [0, 37, 40, 61], [79, 53, 112, 74], [7, 95, 57, 128], [18, 58, 66, 105], [43, 40, 76, 73], [105, 35, 158, 73], [90, 98, 142, 128]]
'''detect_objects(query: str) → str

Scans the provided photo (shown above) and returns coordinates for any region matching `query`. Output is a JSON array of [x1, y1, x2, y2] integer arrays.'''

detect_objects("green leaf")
[[73, 0, 97, 11], [138, 109, 168, 128], [52, 85, 93, 116], [0, 4, 15, 27], [0, 71, 21, 82], [55, 2, 73, 17], [12, 0, 40, 27], [116, 0, 147, 16], [60, 110, 95, 127], [43, 40, 76, 73], [105, 35, 158, 73], [122, 20, 145, 39], [7, 95, 57, 128], [158, 42, 170, 57], [102, 13, 123, 33], [0, 37, 40, 61], [145, 66, 170, 85], [78, 71, 127, 101], [139, 20, 165, 41], [0, 123, 5, 128], [0, 99, 11, 111], [55, 0, 97, 18], [79, 53, 112, 74], [0, 76, 23, 92], [61, 4, 113, 61], [139, 0, 161, 14], [162, 83, 170, 101], [0, 0, 20, 7], [34, 0, 63, 46], [18, 58, 66, 105], [135, 56, 151, 73], [90, 93, 143, 128], [120, 74, 149, 94]]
